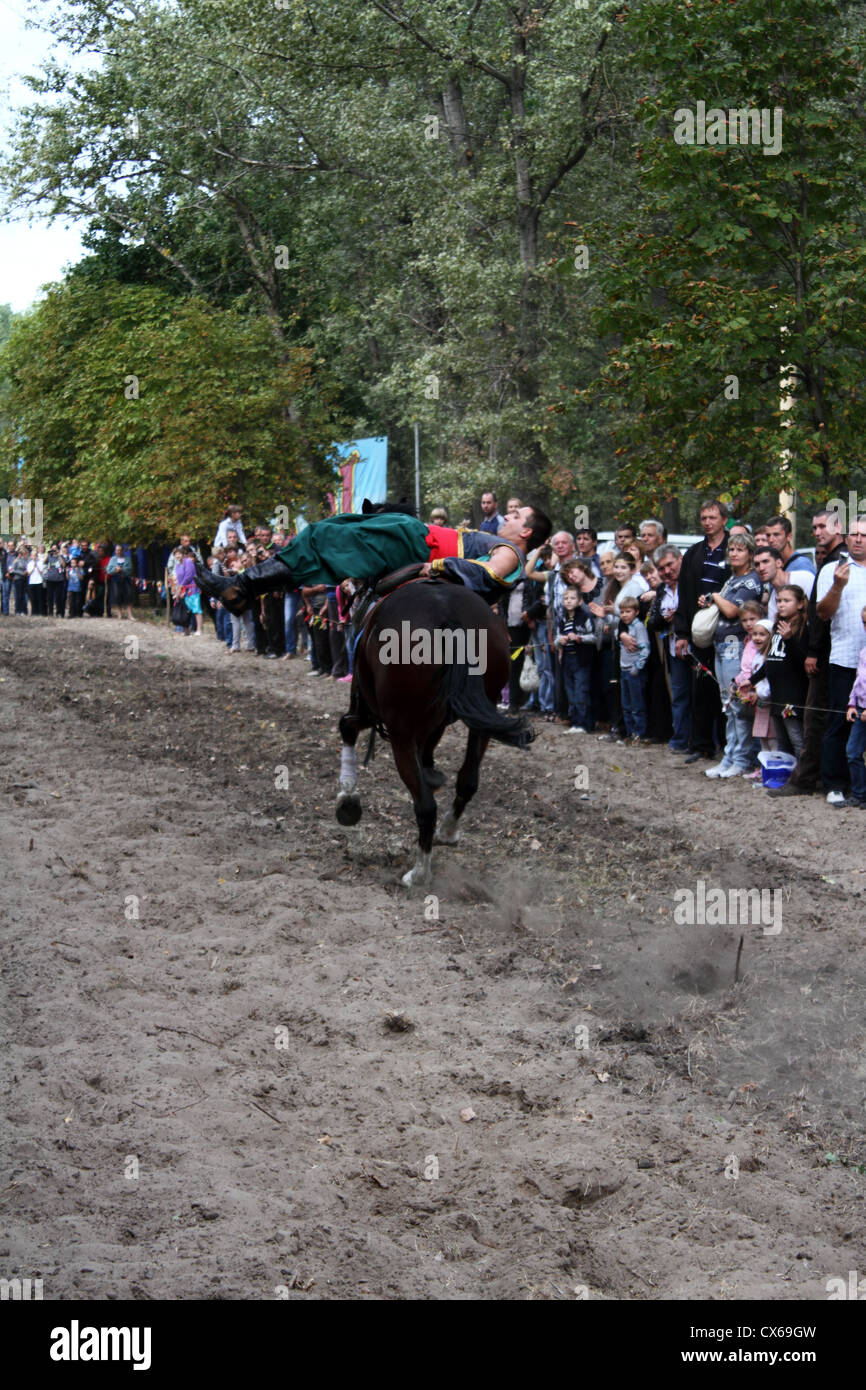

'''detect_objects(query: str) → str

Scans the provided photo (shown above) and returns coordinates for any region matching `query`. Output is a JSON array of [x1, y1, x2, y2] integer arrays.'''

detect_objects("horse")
[[334, 573, 534, 885]]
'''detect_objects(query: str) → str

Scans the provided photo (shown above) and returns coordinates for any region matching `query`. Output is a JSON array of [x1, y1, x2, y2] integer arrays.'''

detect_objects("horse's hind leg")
[[421, 721, 448, 788], [436, 730, 489, 845], [392, 736, 437, 887], [336, 703, 370, 826]]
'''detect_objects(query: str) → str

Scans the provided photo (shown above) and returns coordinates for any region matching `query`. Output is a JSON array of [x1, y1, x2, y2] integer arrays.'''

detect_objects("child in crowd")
[[843, 604, 866, 809], [555, 583, 598, 732], [226, 557, 256, 652], [730, 599, 764, 777], [738, 618, 778, 760], [618, 594, 650, 741], [66, 557, 84, 618], [590, 552, 647, 743], [751, 586, 810, 758]]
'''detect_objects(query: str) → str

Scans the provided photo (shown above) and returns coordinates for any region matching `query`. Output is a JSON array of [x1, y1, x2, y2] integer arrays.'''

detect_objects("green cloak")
[[276, 512, 429, 587]]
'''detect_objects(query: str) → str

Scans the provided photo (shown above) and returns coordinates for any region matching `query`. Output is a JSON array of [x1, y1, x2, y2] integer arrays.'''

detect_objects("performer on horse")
[[196, 503, 552, 610]]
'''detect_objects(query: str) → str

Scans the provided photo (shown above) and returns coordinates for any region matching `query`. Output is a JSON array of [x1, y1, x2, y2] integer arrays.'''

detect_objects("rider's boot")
[[196, 556, 292, 615]]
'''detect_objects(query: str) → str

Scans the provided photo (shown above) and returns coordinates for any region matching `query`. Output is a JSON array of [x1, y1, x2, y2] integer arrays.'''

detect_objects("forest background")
[[1, 0, 865, 542]]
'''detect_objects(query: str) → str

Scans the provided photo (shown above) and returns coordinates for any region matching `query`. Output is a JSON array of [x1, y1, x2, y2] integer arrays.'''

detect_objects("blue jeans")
[[215, 605, 232, 645], [621, 669, 648, 737], [562, 656, 593, 729], [846, 713, 866, 801], [716, 643, 758, 770], [284, 590, 299, 654], [668, 650, 692, 749], [1, 575, 11, 615], [526, 632, 553, 712]]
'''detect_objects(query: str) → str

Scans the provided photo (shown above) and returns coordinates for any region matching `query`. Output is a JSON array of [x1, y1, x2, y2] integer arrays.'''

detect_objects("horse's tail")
[[443, 659, 535, 748]]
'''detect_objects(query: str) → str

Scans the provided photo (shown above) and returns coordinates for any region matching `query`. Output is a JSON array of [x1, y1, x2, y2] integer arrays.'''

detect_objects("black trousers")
[[646, 633, 673, 742], [789, 661, 827, 791], [262, 594, 285, 656], [29, 585, 47, 615], [46, 580, 64, 616], [313, 621, 332, 674], [507, 622, 530, 710], [327, 598, 348, 677], [690, 647, 722, 755]]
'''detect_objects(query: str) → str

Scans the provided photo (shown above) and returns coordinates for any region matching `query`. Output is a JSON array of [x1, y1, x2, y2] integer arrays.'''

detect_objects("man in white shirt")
[[815, 517, 866, 803], [214, 506, 247, 549]]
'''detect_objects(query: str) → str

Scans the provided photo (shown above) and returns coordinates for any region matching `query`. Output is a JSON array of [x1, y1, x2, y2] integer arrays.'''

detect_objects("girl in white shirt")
[[27, 549, 47, 616]]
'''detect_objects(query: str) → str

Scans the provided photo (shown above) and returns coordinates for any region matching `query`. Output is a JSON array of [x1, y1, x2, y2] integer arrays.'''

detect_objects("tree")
[[0, 278, 345, 539], [578, 0, 866, 518], [1, 0, 640, 514]]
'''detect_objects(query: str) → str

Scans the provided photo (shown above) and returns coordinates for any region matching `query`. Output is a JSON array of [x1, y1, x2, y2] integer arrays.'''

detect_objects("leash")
[[685, 650, 856, 718]]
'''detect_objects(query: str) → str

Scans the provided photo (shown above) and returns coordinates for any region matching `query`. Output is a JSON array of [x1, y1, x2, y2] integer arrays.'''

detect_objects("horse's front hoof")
[[401, 854, 432, 888], [335, 793, 362, 826]]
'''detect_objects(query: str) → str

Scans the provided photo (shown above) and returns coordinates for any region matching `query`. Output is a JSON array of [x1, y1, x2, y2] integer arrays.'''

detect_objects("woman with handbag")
[[173, 546, 203, 635], [698, 532, 762, 778]]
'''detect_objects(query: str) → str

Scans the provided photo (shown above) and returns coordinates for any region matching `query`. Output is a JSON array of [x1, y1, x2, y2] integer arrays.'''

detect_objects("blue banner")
[[331, 437, 388, 514]]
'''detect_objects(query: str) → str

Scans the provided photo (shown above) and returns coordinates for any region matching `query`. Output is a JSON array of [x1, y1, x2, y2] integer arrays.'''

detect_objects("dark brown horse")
[[335, 576, 533, 885]]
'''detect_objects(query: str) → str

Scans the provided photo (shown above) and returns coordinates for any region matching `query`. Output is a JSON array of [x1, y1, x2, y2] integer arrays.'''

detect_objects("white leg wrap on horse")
[[436, 810, 461, 845], [339, 743, 358, 791], [402, 850, 433, 888]]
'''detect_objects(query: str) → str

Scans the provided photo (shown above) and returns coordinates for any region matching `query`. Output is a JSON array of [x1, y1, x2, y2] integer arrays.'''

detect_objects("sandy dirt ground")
[[1, 613, 865, 1301]]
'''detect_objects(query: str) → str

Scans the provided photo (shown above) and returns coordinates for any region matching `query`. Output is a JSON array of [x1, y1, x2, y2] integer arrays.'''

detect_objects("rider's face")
[[499, 505, 533, 544]]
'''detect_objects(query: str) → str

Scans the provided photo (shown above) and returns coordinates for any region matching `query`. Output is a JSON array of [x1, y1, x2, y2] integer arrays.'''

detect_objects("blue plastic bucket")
[[757, 750, 797, 789]]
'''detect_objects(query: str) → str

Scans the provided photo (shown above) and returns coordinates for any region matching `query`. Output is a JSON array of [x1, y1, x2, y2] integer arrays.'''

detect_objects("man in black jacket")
[[673, 499, 729, 762]]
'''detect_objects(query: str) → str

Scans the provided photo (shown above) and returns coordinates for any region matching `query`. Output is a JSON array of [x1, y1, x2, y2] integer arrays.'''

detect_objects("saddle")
[[373, 562, 428, 596]]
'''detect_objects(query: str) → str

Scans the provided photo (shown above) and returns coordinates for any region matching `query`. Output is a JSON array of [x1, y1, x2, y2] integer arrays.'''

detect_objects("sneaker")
[[705, 762, 731, 779], [717, 764, 741, 778], [826, 790, 848, 806], [337, 674, 353, 683], [597, 732, 618, 743], [742, 770, 762, 780], [566, 726, 587, 734]]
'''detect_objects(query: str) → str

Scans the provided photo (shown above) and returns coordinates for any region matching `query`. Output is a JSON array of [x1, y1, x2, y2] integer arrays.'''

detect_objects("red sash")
[[423, 524, 461, 561]]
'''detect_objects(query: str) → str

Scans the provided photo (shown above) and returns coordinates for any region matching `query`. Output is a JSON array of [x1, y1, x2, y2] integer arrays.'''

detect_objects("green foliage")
[[0, 279, 343, 539], [578, 0, 866, 518]]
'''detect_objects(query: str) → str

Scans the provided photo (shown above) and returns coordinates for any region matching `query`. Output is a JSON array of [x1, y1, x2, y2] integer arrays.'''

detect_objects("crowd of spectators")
[[505, 499, 866, 810], [3, 493, 865, 808]]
